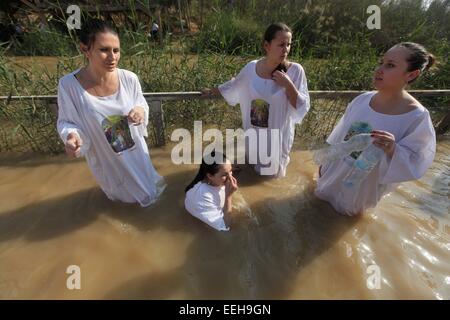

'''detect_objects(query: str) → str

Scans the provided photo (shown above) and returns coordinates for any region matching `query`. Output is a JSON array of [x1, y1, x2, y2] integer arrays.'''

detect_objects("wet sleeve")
[[288, 64, 310, 124], [188, 191, 229, 231], [378, 112, 436, 184], [218, 63, 251, 107], [56, 79, 91, 152]]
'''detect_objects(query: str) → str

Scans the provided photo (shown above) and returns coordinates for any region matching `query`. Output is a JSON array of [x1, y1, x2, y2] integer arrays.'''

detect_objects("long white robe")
[[57, 68, 166, 207], [315, 91, 436, 215], [218, 60, 310, 177]]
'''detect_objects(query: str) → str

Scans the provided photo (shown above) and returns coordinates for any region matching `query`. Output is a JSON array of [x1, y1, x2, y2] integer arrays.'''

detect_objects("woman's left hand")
[[371, 130, 396, 158], [128, 106, 145, 125], [272, 70, 293, 88]]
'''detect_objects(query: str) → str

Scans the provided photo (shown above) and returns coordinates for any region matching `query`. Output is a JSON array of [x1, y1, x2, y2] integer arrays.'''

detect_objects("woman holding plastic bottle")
[[315, 42, 436, 216]]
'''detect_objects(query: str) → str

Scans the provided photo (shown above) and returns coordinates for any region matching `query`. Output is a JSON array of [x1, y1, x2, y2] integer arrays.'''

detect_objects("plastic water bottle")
[[343, 143, 384, 188], [313, 133, 373, 166]]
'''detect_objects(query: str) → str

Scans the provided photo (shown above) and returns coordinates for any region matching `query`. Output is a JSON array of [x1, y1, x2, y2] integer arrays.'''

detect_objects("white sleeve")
[[132, 74, 150, 137], [218, 62, 251, 107], [56, 79, 91, 152], [288, 64, 310, 124], [187, 191, 229, 231], [378, 112, 436, 184]]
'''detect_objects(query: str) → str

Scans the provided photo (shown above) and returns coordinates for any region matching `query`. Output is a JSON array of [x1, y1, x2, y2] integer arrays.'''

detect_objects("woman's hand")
[[225, 173, 238, 197], [371, 130, 396, 158], [224, 173, 238, 218], [201, 87, 220, 98], [272, 70, 294, 88], [65, 132, 83, 158], [128, 106, 145, 125]]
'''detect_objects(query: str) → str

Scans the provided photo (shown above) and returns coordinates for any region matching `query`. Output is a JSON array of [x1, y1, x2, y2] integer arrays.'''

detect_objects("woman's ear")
[[79, 43, 89, 57], [263, 40, 270, 54], [406, 69, 420, 84]]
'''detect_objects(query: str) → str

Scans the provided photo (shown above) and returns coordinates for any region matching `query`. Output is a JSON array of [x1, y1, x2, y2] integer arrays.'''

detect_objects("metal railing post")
[[148, 99, 166, 146]]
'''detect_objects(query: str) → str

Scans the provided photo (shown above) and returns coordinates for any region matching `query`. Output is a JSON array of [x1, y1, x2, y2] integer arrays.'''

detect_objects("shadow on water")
[[104, 184, 360, 299], [0, 153, 359, 299], [0, 165, 196, 242]]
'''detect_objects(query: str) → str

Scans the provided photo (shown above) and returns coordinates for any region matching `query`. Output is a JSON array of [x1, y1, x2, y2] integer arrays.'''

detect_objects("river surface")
[[0, 137, 448, 299]]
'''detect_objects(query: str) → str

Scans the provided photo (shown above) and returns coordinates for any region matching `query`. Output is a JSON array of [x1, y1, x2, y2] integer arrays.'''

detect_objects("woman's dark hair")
[[185, 151, 228, 193], [394, 42, 436, 83], [263, 22, 292, 44], [263, 23, 292, 73], [77, 18, 118, 49]]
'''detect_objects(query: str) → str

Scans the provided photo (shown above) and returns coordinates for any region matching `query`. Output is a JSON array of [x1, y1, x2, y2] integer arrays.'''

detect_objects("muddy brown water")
[[0, 137, 448, 299]]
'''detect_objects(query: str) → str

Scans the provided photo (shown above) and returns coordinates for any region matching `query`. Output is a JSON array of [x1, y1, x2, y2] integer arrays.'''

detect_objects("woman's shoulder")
[[118, 68, 138, 78], [348, 91, 376, 109], [241, 60, 258, 73], [118, 68, 140, 82], [285, 62, 306, 80], [187, 182, 222, 204], [355, 91, 376, 101], [403, 103, 430, 124], [58, 69, 80, 88], [287, 61, 304, 72], [405, 94, 428, 114]]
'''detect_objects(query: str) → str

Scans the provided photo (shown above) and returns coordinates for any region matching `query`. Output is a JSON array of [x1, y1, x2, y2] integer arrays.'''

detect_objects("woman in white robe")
[[315, 42, 437, 215], [203, 23, 310, 177], [184, 151, 238, 231], [57, 19, 165, 207]]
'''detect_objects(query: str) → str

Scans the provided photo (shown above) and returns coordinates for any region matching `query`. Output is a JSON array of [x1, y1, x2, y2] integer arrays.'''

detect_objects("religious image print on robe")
[[102, 115, 135, 153], [250, 99, 270, 128], [343, 121, 373, 159]]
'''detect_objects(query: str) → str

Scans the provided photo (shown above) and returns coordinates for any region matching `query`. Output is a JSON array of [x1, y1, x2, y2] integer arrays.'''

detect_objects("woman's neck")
[[376, 89, 406, 105], [262, 57, 280, 72], [372, 88, 417, 114], [83, 64, 116, 85]]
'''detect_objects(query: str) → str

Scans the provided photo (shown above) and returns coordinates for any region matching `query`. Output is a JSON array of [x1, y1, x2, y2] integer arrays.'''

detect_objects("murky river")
[[0, 137, 448, 299]]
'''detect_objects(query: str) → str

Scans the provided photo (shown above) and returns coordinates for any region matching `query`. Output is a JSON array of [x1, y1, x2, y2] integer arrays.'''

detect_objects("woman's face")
[[373, 46, 420, 91], [82, 32, 120, 73], [264, 30, 292, 64], [207, 161, 233, 187]]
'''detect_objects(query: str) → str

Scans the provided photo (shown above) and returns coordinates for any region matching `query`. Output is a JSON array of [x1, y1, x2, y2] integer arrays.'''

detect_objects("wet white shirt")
[[315, 91, 436, 215], [57, 68, 166, 207], [185, 181, 229, 231], [218, 60, 310, 177]]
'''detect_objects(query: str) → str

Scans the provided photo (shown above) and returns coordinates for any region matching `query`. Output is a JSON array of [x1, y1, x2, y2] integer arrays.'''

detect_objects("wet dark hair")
[[394, 42, 436, 83], [263, 23, 292, 73], [185, 151, 229, 193], [77, 18, 118, 49]]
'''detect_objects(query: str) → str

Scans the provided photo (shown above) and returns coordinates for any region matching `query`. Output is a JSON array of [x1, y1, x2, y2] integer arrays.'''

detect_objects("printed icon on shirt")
[[344, 121, 373, 159], [102, 115, 135, 154], [250, 99, 270, 128]]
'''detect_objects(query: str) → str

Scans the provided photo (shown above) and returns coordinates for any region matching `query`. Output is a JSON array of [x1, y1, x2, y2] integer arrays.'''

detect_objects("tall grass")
[[1, 46, 448, 154], [0, 0, 449, 153], [190, 11, 261, 55]]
